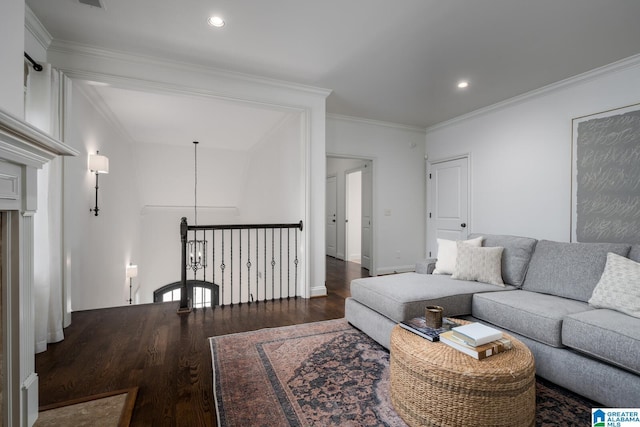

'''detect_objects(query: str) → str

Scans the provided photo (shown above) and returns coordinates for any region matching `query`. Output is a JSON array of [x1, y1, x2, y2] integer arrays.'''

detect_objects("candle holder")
[[425, 305, 444, 328]]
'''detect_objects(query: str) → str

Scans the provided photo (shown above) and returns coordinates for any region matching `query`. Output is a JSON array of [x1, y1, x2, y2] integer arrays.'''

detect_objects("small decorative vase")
[[425, 305, 444, 328]]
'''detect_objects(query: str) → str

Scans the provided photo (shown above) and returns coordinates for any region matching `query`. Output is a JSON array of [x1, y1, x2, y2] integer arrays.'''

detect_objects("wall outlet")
[[395, 250, 401, 259]]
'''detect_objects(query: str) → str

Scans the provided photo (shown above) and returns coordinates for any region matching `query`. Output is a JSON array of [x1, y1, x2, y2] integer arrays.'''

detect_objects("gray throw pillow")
[[452, 242, 504, 287], [523, 240, 631, 302], [433, 236, 483, 275], [468, 233, 537, 287], [589, 252, 640, 319]]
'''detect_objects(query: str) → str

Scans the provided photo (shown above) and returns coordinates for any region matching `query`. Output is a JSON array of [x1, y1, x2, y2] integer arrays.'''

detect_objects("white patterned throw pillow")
[[452, 242, 505, 286], [433, 236, 483, 275], [589, 252, 640, 318]]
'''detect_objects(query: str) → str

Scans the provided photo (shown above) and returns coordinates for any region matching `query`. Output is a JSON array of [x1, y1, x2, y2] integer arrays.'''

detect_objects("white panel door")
[[361, 163, 372, 270], [345, 170, 362, 263], [427, 157, 469, 258], [326, 175, 338, 258]]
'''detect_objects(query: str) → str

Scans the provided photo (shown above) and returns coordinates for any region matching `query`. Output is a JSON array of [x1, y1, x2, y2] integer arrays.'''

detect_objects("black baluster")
[[246, 229, 251, 304], [221, 230, 225, 307], [211, 230, 220, 308], [231, 229, 234, 306], [239, 228, 242, 305], [294, 228, 299, 298], [287, 228, 291, 300], [256, 228, 260, 304], [271, 228, 275, 300], [264, 228, 267, 303], [279, 228, 283, 301]]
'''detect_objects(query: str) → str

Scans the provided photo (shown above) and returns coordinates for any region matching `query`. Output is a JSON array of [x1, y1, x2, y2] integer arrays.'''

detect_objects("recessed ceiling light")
[[207, 15, 225, 28], [457, 81, 469, 89]]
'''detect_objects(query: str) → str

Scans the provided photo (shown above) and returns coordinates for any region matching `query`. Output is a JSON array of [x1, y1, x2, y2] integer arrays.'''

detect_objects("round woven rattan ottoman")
[[390, 323, 535, 427]]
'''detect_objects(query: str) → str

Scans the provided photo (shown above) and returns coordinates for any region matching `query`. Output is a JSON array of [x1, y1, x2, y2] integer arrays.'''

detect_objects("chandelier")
[[187, 141, 207, 272]]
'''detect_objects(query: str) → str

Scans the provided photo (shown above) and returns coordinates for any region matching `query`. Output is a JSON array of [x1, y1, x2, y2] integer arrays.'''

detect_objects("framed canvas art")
[[571, 103, 640, 243]]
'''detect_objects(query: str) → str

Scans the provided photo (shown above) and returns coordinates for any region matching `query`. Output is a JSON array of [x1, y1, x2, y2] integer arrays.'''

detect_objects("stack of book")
[[399, 317, 461, 341], [439, 322, 512, 360]]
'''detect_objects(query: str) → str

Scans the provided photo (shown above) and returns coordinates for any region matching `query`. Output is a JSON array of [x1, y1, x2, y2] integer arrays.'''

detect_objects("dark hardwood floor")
[[36, 256, 369, 426]]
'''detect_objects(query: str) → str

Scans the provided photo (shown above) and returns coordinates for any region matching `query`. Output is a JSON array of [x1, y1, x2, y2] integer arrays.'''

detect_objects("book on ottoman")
[[451, 322, 503, 346], [440, 331, 512, 360], [399, 317, 460, 341]]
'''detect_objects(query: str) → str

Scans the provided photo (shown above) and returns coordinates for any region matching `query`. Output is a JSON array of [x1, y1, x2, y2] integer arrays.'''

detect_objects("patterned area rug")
[[35, 387, 137, 427], [209, 319, 599, 426]]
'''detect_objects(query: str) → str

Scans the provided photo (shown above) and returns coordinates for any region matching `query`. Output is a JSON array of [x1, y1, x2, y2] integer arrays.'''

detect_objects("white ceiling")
[[82, 83, 293, 150], [27, 0, 640, 131]]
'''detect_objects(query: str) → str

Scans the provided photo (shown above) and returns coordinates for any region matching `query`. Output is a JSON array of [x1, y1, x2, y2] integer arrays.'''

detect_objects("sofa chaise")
[[345, 234, 640, 407]]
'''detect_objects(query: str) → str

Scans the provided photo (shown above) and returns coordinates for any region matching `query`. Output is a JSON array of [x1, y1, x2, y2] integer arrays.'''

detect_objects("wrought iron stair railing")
[[179, 217, 303, 311]]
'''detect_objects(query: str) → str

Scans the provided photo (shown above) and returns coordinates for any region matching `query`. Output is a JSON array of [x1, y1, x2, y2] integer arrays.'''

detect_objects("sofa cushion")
[[468, 233, 537, 287], [522, 240, 631, 302], [589, 253, 640, 318], [472, 290, 592, 347], [433, 236, 483, 275], [452, 242, 504, 286], [415, 258, 436, 274], [350, 272, 514, 322], [629, 244, 640, 263], [563, 309, 640, 375]]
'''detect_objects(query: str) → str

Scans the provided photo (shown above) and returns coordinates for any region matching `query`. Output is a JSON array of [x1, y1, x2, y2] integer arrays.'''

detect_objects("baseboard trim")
[[22, 372, 38, 427], [310, 285, 328, 298]]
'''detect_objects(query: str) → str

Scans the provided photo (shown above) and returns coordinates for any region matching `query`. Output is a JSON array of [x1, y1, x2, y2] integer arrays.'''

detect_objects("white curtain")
[[26, 63, 66, 353]]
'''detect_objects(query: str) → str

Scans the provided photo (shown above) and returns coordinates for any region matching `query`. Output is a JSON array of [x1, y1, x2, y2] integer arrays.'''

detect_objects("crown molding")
[[327, 113, 426, 134], [427, 53, 640, 133], [56, 67, 313, 134], [25, 5, 53, 51], [49, 39, 332, 98]]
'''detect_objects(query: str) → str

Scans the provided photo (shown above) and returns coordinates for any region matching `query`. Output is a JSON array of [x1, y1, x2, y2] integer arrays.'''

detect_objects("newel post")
[[178, 217, 191, 314]]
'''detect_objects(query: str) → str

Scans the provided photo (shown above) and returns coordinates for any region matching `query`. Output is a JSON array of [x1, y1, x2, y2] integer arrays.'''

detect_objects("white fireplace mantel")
[[0, 107, 78, 426]]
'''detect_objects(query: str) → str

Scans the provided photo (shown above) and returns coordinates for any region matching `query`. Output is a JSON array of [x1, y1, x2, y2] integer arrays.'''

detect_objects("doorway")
[[345, 169, 362, 264], [326, 175, 338, 258], [326, 156, 373, 272], [426, 156, 470, 258]]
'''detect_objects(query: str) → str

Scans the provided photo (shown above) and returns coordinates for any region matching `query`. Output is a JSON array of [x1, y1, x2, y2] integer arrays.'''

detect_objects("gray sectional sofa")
[[345, 234, 640, 407]]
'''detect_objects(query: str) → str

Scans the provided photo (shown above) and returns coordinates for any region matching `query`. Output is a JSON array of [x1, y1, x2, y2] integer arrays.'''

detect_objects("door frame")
[[325, 174, 338, 258], [344, 167, 363, 264], [326, 153, 377, 275], [426, 153, 471, 258]]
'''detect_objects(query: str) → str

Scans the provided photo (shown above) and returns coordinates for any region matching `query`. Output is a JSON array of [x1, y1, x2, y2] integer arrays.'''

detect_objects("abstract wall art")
[[572, 103, 640, 243]]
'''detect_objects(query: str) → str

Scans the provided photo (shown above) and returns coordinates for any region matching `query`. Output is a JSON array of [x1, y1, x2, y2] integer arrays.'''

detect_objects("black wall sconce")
[[89, 151, 109, 216], [126, 263, 138, 304]]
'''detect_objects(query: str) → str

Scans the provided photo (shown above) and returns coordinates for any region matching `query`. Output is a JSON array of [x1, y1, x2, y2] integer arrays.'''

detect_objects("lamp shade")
[[126, 264, 138, 279], [89, 153, 109, 174]]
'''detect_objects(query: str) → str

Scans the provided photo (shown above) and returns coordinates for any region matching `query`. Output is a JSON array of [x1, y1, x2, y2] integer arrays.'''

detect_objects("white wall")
[[64, 85, 141, 311], [425, 56, 640, 242], [135, 142, 247, 303], [49, 44, 329, 299], [326, 116, 427, 275], [239, 113, 303, 224], [136, 115, 304, 303], [326, 157, 367, 260], [0, 0, 25, 118], [136, 143, 248, 208]]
